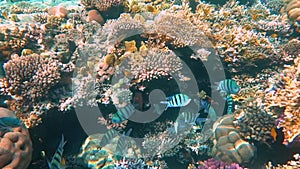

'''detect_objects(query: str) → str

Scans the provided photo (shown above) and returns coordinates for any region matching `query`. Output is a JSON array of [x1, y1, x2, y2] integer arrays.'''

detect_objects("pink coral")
[[0, 53, 60, 127], [0, 108, 32, 169]]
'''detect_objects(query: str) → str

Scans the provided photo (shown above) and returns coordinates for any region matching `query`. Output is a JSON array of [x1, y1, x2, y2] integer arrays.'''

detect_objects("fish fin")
[[208, 106, 217, 121], [126, 128, 133, 136], [213, 82, 220, 91], [160, 101, 168, 104], [164, 105, 169, 111], [182, 98, 192, 106], [174, 122, 178, 134]]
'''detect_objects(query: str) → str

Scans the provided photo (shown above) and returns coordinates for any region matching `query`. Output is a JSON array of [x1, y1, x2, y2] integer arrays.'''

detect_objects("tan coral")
[[285, 0, 300, 21], [0, 108, 32, 169]]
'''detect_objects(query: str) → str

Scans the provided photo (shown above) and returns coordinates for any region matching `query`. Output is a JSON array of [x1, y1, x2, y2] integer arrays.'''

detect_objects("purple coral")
[[198, 158, 243, 169]]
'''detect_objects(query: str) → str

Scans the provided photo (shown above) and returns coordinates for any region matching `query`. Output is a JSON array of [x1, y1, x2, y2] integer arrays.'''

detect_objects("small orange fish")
[[270, 33, 278, 38], [271, 127, 277, 141]]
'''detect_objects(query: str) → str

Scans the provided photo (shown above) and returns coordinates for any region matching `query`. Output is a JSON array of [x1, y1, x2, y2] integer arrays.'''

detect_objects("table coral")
[[0, 107, 32, 169], [121, 47, 183, 82]]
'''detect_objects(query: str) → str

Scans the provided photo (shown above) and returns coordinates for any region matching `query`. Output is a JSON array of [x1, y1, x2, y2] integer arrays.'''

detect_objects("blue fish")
[[160, 94, 191, 110], [112, 104, 135, 124], [217, 79, 240, 95], [47, 135, 67, 169], [266, 78, 285, 93], [199, 99, 211, 113], [195, 117, 207, 125], [0, 117, 23, 133]]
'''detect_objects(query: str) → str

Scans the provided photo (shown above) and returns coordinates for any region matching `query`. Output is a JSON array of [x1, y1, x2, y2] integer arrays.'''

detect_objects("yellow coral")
[[125, 40, 138, 53]]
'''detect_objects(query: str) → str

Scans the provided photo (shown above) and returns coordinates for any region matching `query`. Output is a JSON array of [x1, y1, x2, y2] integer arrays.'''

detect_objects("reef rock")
[[0, 108, 32, 169]]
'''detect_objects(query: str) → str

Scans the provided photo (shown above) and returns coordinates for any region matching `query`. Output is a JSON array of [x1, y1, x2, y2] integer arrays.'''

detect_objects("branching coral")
[[119, 47, 183, 82], [0, 53, 60, 127], [0, 25, 28, 60], [9, 2, 44, 14]]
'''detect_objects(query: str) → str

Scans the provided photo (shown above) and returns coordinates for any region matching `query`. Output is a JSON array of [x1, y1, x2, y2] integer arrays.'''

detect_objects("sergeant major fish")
[[174, 111, 199, 133], [100, 129, 118, 147], [112, 104, 135, 124], [160, 93, 191, 111], [217, 79, 240, 95], [44, 135, 67, 169], [226, 95, 234, 114]]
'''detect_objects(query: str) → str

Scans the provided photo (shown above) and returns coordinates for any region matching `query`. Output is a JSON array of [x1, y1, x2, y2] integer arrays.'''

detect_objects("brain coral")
[[0, 107, 32, 169], [212, 114, 256, 165]]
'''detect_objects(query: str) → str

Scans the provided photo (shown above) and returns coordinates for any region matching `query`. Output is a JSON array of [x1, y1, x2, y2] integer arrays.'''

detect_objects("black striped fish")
[[217, 79, 240, 95], [177, 111, 199, 124], [174, 111, 199, 133], [160, 94, 191, 110], [226, 95, 234, 114], [112, 104, 135, 124], [47, 135, 67, 169], [100, 129, 118, 147], [116, 128, 132, 157]]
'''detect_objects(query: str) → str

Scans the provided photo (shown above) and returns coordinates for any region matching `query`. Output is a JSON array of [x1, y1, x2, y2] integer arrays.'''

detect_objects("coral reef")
[[81, 0, 125, 12], [0, 108, 32, 169], [212, 114, 256, 165], [264, 56, 300, 144]]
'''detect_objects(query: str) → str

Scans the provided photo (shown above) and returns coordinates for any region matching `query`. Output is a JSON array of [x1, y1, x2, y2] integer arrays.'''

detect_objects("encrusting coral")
[[0, 108, 32, 169]]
